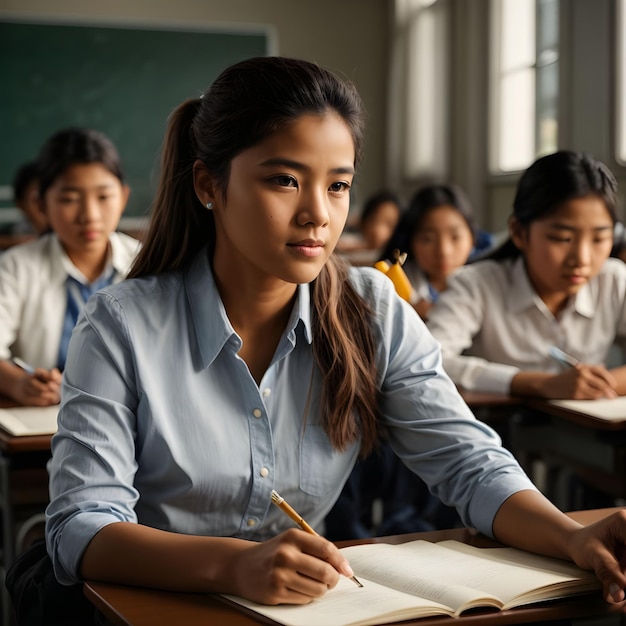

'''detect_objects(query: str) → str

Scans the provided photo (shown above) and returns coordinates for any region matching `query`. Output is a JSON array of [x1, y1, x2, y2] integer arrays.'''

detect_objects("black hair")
[[488, 150, 619, 260], [36, 127, 125, 197], [381, 183, 476, 263]]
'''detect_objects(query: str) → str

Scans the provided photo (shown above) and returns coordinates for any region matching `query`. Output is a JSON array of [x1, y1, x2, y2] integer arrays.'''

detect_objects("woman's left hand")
[[567, 510, 626, 604]]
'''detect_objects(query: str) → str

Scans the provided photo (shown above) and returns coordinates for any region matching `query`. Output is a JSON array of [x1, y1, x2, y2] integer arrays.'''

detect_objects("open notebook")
[[548, 396, 626, 422], [0, 405, 59, 436]]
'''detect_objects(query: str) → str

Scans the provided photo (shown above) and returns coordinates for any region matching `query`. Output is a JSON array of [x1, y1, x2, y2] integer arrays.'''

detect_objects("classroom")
[[2, 1, 626, 625]]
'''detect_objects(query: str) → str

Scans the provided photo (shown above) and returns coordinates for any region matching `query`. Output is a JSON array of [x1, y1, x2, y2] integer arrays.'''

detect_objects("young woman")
[[381, 184, 476, 320], [427, 150, 626, 400], [0, 127, 140, 406], [44, 58, 626, 609]]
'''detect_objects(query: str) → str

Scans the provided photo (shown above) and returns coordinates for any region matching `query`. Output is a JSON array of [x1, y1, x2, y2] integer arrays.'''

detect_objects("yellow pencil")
[[270, 489, 363, 588]]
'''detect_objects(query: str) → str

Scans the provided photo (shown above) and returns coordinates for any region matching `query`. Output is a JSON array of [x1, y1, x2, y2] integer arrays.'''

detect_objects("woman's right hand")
[[226, 528, 354, 605]]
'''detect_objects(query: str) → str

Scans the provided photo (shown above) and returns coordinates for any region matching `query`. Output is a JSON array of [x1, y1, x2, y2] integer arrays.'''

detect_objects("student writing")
[[381, 183, 476, 320], [0, 128, 140, 406], [427, 150, 626, 399], [43, 58, 626, 611]]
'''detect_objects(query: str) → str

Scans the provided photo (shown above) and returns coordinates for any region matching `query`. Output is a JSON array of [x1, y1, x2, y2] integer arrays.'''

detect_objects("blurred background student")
[[337, 189, 403, 265], [0, 127, 140, 406], [427, 150, 626, 400], [380, 183, 477, 320], [11, 160, 48, 237]]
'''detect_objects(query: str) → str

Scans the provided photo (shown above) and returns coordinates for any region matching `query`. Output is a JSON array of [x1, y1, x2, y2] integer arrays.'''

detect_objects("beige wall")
[[0, 0, 391, 211]]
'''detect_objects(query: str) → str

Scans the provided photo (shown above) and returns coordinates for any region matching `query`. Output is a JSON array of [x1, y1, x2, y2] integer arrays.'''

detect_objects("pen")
[[549, 346, 580, 369], [270, 489, 363, 588], [11, 357, 36, 375]]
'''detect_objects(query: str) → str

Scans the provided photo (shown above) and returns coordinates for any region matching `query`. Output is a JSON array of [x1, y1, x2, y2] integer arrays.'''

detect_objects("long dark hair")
[[129, 56, 380, 455], [381, 183, 476, 263], [36, 127, 125, 197], [488, 150, 619, 260]]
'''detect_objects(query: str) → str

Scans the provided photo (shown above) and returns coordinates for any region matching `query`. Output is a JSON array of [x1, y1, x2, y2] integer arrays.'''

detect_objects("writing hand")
[[546, 364, 618, 400], [15, 366, 61, 406], [227, 528, 353, 605]]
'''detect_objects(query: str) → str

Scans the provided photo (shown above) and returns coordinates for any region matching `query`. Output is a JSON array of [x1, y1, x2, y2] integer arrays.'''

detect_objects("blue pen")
[[549, 346, 580, 369], [11, 357, 36, 375]]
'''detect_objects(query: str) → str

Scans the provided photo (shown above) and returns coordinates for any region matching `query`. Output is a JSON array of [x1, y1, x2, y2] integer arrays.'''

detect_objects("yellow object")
[[374, 251, 414, 302]]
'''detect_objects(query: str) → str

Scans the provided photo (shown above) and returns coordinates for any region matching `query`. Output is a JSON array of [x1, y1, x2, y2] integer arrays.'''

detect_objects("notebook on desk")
[[0, 405, 59, 436], [548, 396, 626, 421]]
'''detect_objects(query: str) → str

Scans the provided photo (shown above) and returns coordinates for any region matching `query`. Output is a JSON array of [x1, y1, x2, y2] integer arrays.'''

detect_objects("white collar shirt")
[[427, 256, 626, 394], [0, 232, 140, 369]]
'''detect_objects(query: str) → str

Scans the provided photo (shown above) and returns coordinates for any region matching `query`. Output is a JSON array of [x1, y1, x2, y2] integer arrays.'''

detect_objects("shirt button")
[[253, 408, 262, 418], [262, 388, 271, 398], [260, 467, 269, 478], [247, 518, 256, 527]]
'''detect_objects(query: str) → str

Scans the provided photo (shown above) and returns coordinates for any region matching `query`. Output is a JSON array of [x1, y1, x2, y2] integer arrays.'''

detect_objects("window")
[[388, 0, 450, 183], [617, 0, 626, 164], [489, 0, 559, 173]]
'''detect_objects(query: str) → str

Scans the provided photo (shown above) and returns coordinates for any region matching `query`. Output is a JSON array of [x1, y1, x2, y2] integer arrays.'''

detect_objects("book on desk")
[[222, 539, 599, 626], [0, 405, 59, 436], [547, 396, 626, 421]]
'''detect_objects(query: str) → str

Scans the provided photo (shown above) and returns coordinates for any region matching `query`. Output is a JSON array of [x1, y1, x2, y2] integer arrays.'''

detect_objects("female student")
[[44, 58, 626, 610], [427, 150, 626, 399], [336, 189, 402, 265], [381, 183, 476, 320], [0, 127, 140, 406]]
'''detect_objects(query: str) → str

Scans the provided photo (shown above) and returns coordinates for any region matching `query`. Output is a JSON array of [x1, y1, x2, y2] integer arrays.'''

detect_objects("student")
[[381, 183, 476, 320], [11, 160, 48, 236], [41, 58, 626, 612], [0, 127, 140, 406], [336, 189, 402, 265], [427, 150, 626, 399]]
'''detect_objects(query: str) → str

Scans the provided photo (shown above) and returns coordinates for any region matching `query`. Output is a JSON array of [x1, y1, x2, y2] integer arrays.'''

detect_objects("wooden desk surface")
[[84, 509, 625, 626], [526, 397, 626, 431]]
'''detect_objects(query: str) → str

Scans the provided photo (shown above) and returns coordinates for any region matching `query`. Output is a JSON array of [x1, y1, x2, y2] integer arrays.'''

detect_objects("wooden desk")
[[511, 399, 626, 508], [84, 509, 625, 626]]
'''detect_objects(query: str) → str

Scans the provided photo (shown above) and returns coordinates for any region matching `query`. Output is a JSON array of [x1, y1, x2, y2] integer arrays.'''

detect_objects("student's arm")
[[493, 490, 626, 604], [0, 359, 61, 405], [80, 522, 352, 604]]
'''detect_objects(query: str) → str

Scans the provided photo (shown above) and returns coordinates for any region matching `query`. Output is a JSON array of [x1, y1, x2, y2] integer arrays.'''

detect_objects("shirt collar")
[[52, 233, 116, 285], [185, 246, 313, 370], [507, 255, 595, 318]]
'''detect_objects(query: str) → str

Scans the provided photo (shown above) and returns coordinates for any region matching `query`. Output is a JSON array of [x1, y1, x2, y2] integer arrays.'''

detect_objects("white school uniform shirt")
[[0, 231, 140, 369], [45, 247, 536, 584], [426, 256, 626, 394]]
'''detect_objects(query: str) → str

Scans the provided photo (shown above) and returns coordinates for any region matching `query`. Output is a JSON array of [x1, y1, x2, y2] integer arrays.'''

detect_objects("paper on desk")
[[0, 405, 59, 435], [548, 396, 626, 421]]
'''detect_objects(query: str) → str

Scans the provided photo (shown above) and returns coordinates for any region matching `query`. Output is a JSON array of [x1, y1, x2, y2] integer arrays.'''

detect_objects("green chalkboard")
[[0, 20, 269, 218]]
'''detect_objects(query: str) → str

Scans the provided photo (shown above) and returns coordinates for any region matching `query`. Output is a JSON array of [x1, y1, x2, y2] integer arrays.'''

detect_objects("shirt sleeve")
[[354, 268, 536, 538], [0, 249, 24, 361], [46, 290, 140, 585], [426, 268, 520, 394]]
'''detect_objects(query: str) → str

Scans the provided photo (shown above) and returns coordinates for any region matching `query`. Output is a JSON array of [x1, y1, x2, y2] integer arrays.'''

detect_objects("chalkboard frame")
[[0, 17, 275, 224]]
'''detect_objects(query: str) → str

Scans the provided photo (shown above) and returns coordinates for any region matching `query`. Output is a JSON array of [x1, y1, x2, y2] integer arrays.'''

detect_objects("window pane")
[[537, 62, 558, 155], [499, 69, 535, 171], [501, 0, 536, 71], [617, 0, 626, 164]]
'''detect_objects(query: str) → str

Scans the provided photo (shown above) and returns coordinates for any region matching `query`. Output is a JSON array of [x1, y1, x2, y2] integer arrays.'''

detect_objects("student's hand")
[[14, 367, 62, 406], [566, 510, 626, 604], [227, 528, 352, 605], [545, 364, 618, 400]]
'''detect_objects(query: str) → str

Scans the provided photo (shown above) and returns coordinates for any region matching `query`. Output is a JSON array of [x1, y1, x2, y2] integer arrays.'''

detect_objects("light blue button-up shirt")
[[46, 246, 536, 584]]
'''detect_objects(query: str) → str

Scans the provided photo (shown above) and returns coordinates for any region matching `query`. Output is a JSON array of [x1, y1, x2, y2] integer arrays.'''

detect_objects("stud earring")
[[206, 201, 214, 210]]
